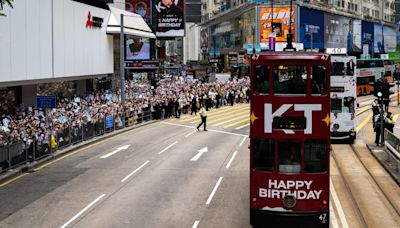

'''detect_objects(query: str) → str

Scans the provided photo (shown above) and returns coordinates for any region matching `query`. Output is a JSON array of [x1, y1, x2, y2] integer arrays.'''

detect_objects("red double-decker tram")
[[250, 53, 331, 228]]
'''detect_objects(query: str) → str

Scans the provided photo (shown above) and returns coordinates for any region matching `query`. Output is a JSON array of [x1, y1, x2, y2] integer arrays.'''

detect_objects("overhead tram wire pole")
[[120, 13, 126, 127]]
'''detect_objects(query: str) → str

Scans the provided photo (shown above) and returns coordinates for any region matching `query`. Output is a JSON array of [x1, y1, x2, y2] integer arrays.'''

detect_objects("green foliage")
[[0, 0, 14, 16]]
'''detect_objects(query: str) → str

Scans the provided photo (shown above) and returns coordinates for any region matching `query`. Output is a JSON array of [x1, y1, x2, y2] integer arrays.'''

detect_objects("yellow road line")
[[356, 113, 373, 133], [223, 118, 249, 129], [356, 106, 371, 116], [212, 114, 249, 126], [178, 105, 236, 120], [207, 110, 249, 124], [0, 173, 29, 188], [182, 106, 249, 123], [235, 123, 250, 130], [393, 114, 399, 122]]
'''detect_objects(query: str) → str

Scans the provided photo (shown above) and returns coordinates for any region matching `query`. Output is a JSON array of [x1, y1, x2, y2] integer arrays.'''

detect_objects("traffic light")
[[382, 82, 395, 99], [374, 80, 384, 97]]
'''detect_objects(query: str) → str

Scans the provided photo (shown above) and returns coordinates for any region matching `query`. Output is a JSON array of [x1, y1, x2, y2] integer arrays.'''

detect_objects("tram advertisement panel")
[[154, 0, 184, 37], [259, 6, 296, 43]]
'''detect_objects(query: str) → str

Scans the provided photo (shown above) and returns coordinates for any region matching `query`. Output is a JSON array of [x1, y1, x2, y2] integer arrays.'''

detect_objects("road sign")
[[36, 96, 56, 109], [105, 116, 114, 129]]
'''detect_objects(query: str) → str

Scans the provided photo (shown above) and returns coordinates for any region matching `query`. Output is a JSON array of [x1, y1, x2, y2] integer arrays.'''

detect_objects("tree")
[[0, 0, 13, 16]]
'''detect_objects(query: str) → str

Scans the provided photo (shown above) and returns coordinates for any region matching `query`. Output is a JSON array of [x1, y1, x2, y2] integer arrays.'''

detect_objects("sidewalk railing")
[[384, 129, 400, 172]]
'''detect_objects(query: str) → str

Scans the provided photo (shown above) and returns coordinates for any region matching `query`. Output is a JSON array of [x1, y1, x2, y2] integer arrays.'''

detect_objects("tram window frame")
[[304, 139, 328, 173], [331, 98, 342, 113], [343, 97, 355, 113], [253, 65, 270, 95], [311, 65, 328, 96], [272, 65, 307, 95], [347, 60, 355, 75], [253, 138, 275, 171], [278, 141, 301, 174], [331, 62, 345, 76]]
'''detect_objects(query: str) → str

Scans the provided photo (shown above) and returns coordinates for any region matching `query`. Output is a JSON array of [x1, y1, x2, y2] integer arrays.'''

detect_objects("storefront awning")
[[107, 6, 156, 39]]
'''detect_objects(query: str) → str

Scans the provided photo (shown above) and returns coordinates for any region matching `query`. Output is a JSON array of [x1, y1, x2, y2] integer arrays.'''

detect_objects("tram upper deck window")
[[311, 66, 327, 96], [278, 142, 301, 173], [254, 65, 270, 95], [347, 60, 355, 75], [253, 138, 275, 171], [273, 66, 307, 95], [304, 140, 327, 173]]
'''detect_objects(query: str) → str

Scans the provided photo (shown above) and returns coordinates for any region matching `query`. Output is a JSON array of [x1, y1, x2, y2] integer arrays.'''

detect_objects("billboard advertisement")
[[154, 0, 184, 37], [125, 35, 151, 60], [383, 26, 396, 53], [126, 0, 151, 24], [324, 13, 351, 49], [299, 7, 324, 49], [350, 19, 362, 52], [362, 21, 374, 55], [374, 24, 384, 53], [260, 6, 296, 43]]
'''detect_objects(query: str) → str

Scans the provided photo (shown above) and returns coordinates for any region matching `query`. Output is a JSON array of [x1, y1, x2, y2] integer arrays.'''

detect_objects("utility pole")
[[120, 14, 126, 127]]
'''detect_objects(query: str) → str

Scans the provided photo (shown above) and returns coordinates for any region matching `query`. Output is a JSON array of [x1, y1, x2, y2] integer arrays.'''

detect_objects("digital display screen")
[[125, 35, 150, 60], [273, 117, 306, 130]]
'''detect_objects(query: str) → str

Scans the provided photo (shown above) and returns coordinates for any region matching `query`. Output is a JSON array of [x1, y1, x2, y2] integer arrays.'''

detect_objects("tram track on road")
[[331, 144, 400, 227]]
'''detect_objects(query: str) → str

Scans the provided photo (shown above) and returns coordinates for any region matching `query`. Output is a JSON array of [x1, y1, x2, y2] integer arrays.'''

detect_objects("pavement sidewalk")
[[0, 120, 158, 185]]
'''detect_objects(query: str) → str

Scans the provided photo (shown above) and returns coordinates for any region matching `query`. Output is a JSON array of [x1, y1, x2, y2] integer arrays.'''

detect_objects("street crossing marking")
[[223, 118, 249, 128], [209, 111, 249, 125], [180, 105, 249, 122], [235, 123, 250, 130]]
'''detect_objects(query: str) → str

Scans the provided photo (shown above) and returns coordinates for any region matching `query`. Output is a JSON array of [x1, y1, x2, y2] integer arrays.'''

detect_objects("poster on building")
[[243, 10, 256, 50], [383, 26, 396, 53], [324, 13, 351, 49], [374, 24, 384, 53], [126, 0, 151, 24], [362, 21, 374, 55], [155, 0, 184, 37], [259, 6, 296, 43], [350, 19, 362, 52], [299, 7, 324, 49]]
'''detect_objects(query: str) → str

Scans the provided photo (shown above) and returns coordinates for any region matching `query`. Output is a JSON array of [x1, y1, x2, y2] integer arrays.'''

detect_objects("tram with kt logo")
[[250, 53, 331, 228]]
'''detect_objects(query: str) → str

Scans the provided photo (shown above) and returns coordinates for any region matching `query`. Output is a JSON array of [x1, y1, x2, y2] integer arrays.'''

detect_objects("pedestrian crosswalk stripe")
[[180, 105, 249, 123], [211, 114, 249, 126], [178, 104, 239, 120], [192, 110, 249, 124], [223, 118, 249, 128], [235, 123, 250, 130]]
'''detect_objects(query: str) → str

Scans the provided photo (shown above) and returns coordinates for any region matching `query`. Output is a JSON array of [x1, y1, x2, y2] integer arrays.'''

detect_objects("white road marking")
[[226, 151, 238, 169], [121, 161, 150, 183], [158, 141, 178, 155], [206, 177, 223, 205], [100, 145, 130, 159], [60, 194, 106, 228], [239, 136, 247, 147], [161, 122, 247, 137], [330, 198, 340, 228], [190, 147, 208, 161], [192, 220, 200, 228], [330, 179, 349, 228], [185, 130, 197, 138]]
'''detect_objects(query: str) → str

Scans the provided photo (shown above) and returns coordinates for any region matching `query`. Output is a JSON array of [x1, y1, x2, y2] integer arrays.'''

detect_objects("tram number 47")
[[319, 213, 328, 224]]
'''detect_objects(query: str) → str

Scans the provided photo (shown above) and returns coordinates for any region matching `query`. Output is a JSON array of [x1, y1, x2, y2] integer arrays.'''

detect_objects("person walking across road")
[[197, 104, 208, 131]]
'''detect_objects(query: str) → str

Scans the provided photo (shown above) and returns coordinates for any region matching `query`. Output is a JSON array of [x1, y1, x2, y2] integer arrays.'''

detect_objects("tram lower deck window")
[[253, 138, 274, 171], [304, 140, 328, 173], [278, 142, 301, 173]]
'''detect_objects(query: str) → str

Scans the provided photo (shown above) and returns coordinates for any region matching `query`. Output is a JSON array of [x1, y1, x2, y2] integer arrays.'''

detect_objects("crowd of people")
[[0, 76, 250, 148]]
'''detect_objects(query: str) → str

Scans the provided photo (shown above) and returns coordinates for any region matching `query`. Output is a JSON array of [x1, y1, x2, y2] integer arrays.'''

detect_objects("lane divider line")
[[330, 179, 349, 228], [226, 151, 238, 169], [121, 161, 150, 183], [185, 130, 197, 138], [239, 136, 247, 147], [206, 177, 223, 205], [60, 193, 106, 228], [356, 113, 372, 133], [192, 220, 200, 228], [158, 141, 178, 155]]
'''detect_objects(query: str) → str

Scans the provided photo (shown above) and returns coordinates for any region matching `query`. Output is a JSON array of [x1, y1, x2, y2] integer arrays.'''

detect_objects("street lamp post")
[[120, 13, 126, 127]]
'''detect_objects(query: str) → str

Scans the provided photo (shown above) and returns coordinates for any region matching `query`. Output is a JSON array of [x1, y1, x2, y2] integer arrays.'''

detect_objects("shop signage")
[[154, 0, 185, 37], [86, 11, 104, 28], [247, 44, 254, 54]]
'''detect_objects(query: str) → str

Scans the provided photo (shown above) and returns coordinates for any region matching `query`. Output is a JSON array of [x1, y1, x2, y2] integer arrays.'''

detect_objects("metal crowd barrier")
[[384, 129, 400, 172]]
